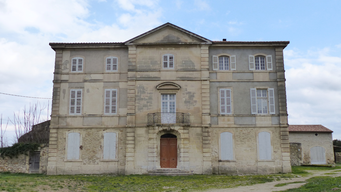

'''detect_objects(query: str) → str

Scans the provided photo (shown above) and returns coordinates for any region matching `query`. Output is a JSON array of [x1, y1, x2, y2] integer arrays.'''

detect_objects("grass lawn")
[[0, 172, 294, 192]]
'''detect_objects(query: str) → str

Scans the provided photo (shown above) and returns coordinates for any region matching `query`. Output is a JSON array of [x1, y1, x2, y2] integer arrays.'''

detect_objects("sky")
[[0, 0, 340, 145]]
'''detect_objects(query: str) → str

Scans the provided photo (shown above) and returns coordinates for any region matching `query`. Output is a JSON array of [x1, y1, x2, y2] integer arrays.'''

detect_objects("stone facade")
[[47, 23, 291, 175], [290, 143, 302, 166], [289, 125, 334, 165], [335, 152, 341, 163], [0, 147, 48, 173]]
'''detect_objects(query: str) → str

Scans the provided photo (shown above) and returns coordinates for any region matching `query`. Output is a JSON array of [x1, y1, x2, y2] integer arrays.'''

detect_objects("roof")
[[288, 125, 333, 133], [124, 22, 212, 45]]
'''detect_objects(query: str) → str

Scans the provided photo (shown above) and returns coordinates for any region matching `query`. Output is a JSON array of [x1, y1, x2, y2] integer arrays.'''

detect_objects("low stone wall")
[[39, 147, 49, 174], [0, 154, 29, 173], [335, 152, 341, 163]]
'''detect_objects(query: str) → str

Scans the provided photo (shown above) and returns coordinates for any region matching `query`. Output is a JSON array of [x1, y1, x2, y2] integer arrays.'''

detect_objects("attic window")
[[162, 54, 174, 69]]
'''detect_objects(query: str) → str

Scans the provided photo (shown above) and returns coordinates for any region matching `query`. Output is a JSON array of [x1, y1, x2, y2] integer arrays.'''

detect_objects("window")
[[250, 88, 275, 114], [249, 55, 272, 70], [103, 132, 117, 160], [258, 132, 272, 160], [161, 94, 176, 123], [67, 132, 80, 160], [106, 57, 118, 71], [104, 89, 117, 114], [212, 55, 236, 70], [162, 54, 174, 69], [70, 89, 82, 115], [220, 132, 234, 160], [220, 89, 232, 114], [71, 57, 83, 72]]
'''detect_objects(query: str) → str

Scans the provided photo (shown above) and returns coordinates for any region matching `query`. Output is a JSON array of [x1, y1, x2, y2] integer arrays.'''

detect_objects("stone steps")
[[148, 168, 192, 176]]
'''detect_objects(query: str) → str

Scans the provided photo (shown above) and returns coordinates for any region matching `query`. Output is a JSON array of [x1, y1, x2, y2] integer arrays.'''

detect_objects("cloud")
[[194, 0, 210, 11], [285, 48, 341, 139]]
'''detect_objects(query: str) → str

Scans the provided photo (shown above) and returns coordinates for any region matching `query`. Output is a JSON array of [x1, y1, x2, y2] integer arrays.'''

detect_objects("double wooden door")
[[160, 137, 177, 168]]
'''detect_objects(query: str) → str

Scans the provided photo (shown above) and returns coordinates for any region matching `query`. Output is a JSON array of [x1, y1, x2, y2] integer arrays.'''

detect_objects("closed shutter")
[[67, 132, 80, 160], [72, 59, 77, 71], [220, 132, 234, 160], [310, 146, 326, 164], [266, 55, 273, 70], [220, 89, 231, 114], [106, 58, 112, 71], [268, 88, 275, 114], [249, 55, 255, 70], [103, 132, 117, 160], [78, 58, 83, 71], [104, 89, 117, 114], [258, 132, 272, 160], [250, 88, 257, 114], [70, 89, 82, 114], [230, 55, 236, 70], [112, 57, 118, 70], [212, 55, 218, 70]]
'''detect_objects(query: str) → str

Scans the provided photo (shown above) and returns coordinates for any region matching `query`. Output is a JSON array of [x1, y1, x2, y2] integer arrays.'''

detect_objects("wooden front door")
[[29, 151, 40, 173], [160, 134, 177, 168]]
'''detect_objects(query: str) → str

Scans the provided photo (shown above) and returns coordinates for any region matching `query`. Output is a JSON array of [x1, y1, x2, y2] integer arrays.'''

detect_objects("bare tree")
[[0, 114, 8, 148], [11, 102, 50, 143]]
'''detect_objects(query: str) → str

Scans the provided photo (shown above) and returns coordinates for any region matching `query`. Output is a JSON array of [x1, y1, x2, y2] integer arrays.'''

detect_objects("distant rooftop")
[[288, 125, 333, 133]]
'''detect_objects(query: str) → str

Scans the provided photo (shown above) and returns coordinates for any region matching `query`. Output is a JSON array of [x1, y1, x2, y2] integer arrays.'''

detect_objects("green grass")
[[291, 165, 341, 176], [282, 176, 341, 192], [274, 181, 305, 187], [0, 172, 294, 192]]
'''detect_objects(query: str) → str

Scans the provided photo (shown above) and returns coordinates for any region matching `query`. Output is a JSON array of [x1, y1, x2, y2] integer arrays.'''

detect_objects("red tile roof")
[[288, 125, 333, 133]]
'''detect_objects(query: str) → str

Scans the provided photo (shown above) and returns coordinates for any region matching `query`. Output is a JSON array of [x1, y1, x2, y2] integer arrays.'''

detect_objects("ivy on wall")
[[0, 143, 40, 159]]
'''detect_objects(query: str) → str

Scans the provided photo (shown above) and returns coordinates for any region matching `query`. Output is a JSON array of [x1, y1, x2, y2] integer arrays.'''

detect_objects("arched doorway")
[[160, 134, 177, 168]]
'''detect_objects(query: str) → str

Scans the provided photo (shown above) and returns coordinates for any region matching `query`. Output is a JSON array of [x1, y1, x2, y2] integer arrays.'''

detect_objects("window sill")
[[100, 159, 119, 162], [218, 160, 236, 162], [258, 160, 274, 162], [64, 159, 82, 162]]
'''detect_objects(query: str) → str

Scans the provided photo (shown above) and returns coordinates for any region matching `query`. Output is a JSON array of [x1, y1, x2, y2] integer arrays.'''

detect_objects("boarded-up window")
[[310, 146, 326, 164], [103, 132, 117, 160], [258, 132, 272, 160], [220, 132, 234, 160], [104, 89, 117, 114], [70, 89, 82, 115], [67, 132, 80, 160]]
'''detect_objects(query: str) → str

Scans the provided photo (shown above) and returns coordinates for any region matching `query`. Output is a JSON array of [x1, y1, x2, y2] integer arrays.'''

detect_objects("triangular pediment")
[[125, 23, 212, 45]]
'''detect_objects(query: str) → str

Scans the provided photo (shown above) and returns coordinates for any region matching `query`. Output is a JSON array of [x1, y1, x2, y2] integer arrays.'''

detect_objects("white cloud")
[[194, 0, 210, 11], [285, 48, 341, 139], [175, 0, 183, 9]]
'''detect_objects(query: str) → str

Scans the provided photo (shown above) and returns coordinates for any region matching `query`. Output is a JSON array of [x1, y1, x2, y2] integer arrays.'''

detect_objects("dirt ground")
[[204, 169, 341, 192]]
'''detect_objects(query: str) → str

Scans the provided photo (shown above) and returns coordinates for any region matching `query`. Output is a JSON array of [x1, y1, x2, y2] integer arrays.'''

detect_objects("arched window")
[[258, 132, 272, 160], [219, 56, 229, 70], [249, 55, 273, 70], [220, 132, 234, 160]]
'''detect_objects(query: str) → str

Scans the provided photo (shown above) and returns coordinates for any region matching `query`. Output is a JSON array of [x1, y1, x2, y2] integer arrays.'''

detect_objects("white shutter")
[[249, 55, 255, 70], [250, 88, 257, 114], [67, 132, 80, 160], [106, 58, 112, 71], [111, 90, 117, 114], [112, 57, 118, 70], [266, 55, 273, 70], [230, 55, 236, 70], [70, 89, 82, 114], [78, 58, 83, 71], [103, 132, 117, 160], [72, 59, 77, 71], [268, 88, 275, 114], [258, 132, 272, 160], [220, 132, 234, 160], [310, 146, 326, 164], [212, 55, 218, 70]]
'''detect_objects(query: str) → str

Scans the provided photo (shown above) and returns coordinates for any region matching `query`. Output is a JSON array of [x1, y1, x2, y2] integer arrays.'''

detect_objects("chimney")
[[223, 39, 226, 41]]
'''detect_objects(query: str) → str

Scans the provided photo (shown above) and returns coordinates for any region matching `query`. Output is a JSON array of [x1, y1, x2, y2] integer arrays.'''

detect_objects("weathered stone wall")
[[0, 154, 29, 173], [39, 147, 49, 174], [289, 132, 334, 164], [335, 152, 341, 163], [290, 143, 302, 166]]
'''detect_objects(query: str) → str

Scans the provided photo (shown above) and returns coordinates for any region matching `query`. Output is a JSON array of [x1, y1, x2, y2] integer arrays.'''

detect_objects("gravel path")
[[204, 169, 341, 192]]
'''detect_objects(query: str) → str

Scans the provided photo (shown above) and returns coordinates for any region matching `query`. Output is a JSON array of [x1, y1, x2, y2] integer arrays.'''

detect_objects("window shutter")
[[112, 58, 117, 70], [250, 88, 257, 114], [67, 133, 80, 160], [103, 132, 117, 160], [72, 59, 77, 71], [104, 90, 111, 114], [220, 132, 234, 160], [249, 55, 255, 70], [258, 132, 271, 160], [268, 88, 275, 114], [226, 89, 231, 114], [78, 59, 83, 71], [230, 55, 236, 70], [76, 90, 82, 114], [266, 55, 273, 70], [70, 90, 75, 114], [106, 58, 111, 71], [111, 90, 117, 114], [212, 55, 218, 70]]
